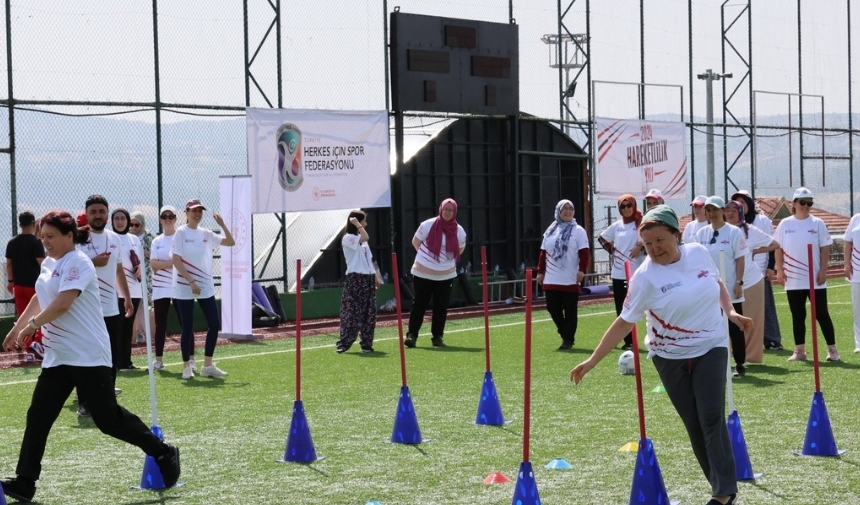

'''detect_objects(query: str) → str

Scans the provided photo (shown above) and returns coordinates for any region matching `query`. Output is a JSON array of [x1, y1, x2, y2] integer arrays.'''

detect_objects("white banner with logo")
[[595, 117, 687, 199], [218, 175, 253, 340], [246, 108, 391, 213]]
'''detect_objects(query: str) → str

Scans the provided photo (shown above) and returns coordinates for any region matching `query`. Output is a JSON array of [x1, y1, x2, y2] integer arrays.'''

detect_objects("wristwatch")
[[735, 280, 744, 286], [27, 316, 39, 329]]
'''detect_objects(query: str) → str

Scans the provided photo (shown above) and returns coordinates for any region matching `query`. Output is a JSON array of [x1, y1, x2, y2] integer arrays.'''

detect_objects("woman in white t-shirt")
[[149, 204, 179, 371], [404, 198, 467, 348], [695, 196, 748, 376], [537, 199, 590, 350], [571, 205, 751, 505], [172, 198, 235, 379], [774, 187, 838, 362], [1, 211, 180, 501], [725, 200, 779, 364], [597, 194, 644, 350], [336, 210, 380, 353], [842, 220, 860, 353], [111, 208, 143, 370]]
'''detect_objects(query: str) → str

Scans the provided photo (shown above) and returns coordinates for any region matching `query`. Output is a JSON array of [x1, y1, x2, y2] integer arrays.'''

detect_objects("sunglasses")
[[160, 214, 176, 220], [709, 229, 719, 245], [130, 223, 141, 228], [796, 200, 813, 207], [619, 203, 633, 210]]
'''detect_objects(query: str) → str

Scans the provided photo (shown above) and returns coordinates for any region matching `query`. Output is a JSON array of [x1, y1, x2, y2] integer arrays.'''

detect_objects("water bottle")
[[382, 273, 389, 284], [519, 262, 525, 274], [308, 276, 315, 291], [465, 262, 472, 275], [494, 264, 499, 277]]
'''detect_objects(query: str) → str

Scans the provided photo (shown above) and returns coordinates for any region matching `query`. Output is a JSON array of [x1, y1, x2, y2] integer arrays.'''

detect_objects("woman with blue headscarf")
[[537, 199, 590, 350]]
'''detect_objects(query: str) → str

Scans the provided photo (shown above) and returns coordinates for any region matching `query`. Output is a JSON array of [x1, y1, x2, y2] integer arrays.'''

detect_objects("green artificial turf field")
[[1, 280, 859, 504]]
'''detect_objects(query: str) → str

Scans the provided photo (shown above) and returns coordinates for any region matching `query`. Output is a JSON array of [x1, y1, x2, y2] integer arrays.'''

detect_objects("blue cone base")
[[0, 480, 7, 505], [475, 371, 506, 425], [511, 461, 541, 505], [391, 386, 423, 444], [727, 410, 757, 480], [284, 400, 319, 462], [801, 391, 842, 457], [139, 425, 167, 490], [629, 438, 671, 505]]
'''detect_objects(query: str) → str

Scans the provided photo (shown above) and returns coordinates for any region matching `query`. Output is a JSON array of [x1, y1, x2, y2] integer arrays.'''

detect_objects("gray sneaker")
[[200, 364, 228, 378]]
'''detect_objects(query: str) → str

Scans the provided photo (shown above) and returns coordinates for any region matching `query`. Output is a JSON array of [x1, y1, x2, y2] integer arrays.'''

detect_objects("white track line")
[[0, 309, 617, 387]]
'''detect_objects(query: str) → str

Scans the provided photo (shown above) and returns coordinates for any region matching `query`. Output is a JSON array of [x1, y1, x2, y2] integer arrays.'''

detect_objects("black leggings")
[[612, 278, 633, 346], [408, 276, 453, 339], [785, 289, 836, 346], [544, 289, 580, 345], [153, 297, 181, 358], [728, 302, 745, 366]]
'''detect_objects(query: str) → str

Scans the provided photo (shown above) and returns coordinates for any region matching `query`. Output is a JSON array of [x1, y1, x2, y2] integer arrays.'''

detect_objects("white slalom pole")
[[719, 250, 735, 413], [138, 247, 158, 427]]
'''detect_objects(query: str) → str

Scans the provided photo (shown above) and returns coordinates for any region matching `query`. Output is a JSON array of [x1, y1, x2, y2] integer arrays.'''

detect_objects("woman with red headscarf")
[[404, 198, 467, 348], [597, 194, 645, 350]]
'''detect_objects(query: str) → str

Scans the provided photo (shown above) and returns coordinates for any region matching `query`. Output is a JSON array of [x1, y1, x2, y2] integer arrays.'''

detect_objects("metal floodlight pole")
[[697, 69, 732, 197]]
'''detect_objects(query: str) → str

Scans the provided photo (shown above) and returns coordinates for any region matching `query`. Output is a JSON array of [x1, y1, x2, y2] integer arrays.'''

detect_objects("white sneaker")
[[114, 388, 123, 396], [182, 366, 194, 379], [189, 357, 197, 372], [152, 361, 164, 371], [854, 348, 860, 354], [200, 364, 228, 378]]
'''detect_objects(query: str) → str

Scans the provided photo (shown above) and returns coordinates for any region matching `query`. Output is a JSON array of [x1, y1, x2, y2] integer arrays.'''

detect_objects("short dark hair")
[[18, 211, 35, 227], [85, 194, 109, 210], [345, 210, 367, 235]]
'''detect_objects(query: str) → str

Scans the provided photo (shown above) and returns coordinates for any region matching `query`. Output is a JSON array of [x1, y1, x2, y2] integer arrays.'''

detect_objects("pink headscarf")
[[424, 198, 460, 261]]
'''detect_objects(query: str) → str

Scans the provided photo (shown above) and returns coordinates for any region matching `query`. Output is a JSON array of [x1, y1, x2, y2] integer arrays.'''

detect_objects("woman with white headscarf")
[[536, 199, 590, 350]]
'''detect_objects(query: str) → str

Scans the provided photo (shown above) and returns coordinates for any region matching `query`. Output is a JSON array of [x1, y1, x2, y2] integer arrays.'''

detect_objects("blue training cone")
[[727, 410, 759, 480], [801, 391, 844, 456], [629, 438, 671, 505], [283, 400, 319, 462], [139, 425, 167, 489], [475, 371, 506, 425], [391, 386, 423, 444], [0, 480, 7, 505], [511, 461, 541, 505]]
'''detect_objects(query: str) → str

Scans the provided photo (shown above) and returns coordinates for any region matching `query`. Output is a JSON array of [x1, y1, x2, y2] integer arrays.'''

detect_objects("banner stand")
[[218, 175, 255, 341]]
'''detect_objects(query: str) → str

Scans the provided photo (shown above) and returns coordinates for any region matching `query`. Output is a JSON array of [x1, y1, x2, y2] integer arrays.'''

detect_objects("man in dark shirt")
[[6, 211, 45, 359]]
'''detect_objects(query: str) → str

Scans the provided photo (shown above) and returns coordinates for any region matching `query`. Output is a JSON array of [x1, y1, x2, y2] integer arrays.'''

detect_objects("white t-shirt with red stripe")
[[76, 229, 123, 317], [36, 250, 113, 368], [774, 215, 832, 290], [695, 223, 747, 303], [540, 224, 590, 286], [171, 225, 220, 300], [342, 234, 375, 275], [150, 233, 175, 300], [599, 219, 644, 280], [621, 243, 729, 359], [411, 218, 467, 280], [116, 233, 142, 299]]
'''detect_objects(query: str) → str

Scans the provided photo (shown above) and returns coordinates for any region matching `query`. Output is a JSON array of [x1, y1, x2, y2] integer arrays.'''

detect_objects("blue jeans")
[[174, 296, 220, 361]]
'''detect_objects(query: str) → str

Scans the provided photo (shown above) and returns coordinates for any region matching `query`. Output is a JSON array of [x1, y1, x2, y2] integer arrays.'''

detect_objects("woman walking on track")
[[1, 210, 179, 503], [172, 198, 235, 379], [336, 210, 380, 353], [404, 198, 467, 349], [149, 205, 179, 371], [774, 187, 839, 362], [571, 205, 752, 505], [597, 194, 644, 351], [537, 199, 590, 350]]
